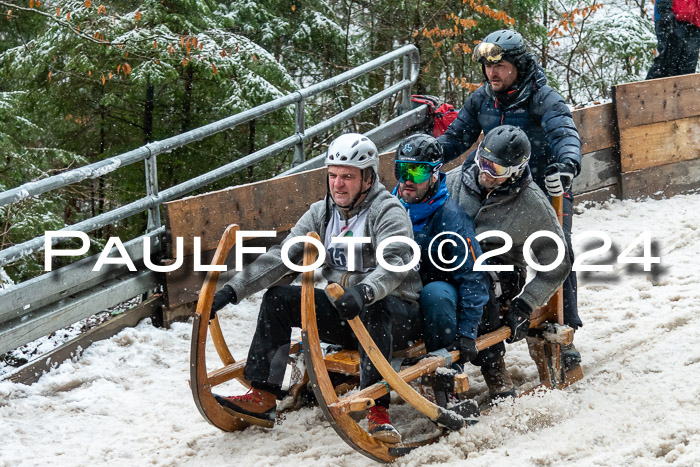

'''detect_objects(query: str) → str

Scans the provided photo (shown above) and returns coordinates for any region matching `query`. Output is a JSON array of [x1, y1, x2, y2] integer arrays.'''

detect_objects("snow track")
[[2, 193, 699, 466]]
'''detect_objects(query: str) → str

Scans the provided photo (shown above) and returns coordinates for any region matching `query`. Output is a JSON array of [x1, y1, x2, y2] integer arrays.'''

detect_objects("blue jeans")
[[420, 281, 458, 352]]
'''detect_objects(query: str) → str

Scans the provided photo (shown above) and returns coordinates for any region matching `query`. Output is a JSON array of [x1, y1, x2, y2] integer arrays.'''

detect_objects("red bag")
[[409, 95, 459, 137], [432, 102, 459, 137]]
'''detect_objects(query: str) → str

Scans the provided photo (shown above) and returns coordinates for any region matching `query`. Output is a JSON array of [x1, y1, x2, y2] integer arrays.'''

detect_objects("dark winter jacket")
[[438, 60, 582, 191], [445, 164, 570, 311], [394, 173, 490, 339], [225, 179, 422, 305]]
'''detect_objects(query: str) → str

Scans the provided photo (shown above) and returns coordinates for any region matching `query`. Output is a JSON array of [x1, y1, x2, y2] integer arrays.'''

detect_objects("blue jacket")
[[438, 59, 582, 191], [396, 174, 490, 339]]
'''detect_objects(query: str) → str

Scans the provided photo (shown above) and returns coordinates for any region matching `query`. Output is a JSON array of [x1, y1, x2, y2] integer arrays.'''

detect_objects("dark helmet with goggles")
[[473, 29, 526, 65], [394, 134, 443, 184], [475, 125, 530, 179]]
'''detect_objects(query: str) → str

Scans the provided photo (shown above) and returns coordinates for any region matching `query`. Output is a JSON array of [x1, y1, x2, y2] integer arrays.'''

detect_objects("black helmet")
[[396, 134, 443, 165], [476, 126, 530, 178], [473, 29, 526, 65], [394, 134, 444, 185]]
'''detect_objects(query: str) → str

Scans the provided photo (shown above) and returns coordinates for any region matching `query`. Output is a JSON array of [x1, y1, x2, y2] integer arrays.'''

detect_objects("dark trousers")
[[471, 269, 524, 368], [562, 193, 582, 329], [243, 285, 422, 407], [647, 1, 700, 79]]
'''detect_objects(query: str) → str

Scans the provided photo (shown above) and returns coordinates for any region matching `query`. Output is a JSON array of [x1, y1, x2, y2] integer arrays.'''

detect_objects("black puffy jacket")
[[438, 59, 582, 191]]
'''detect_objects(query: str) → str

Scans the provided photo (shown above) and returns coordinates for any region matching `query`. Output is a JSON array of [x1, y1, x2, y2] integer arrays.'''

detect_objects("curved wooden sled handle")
[[190, 224, 250, 432], [300, 233, 397, 463]]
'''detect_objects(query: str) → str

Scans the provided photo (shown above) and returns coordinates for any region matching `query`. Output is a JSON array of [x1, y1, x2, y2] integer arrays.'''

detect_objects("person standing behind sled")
[[446, 126, 571, 402], [437, 28, 583, 367], [646, 0, 700, 79], [208, 133, 423, 444], [391, 134, 489, 369]]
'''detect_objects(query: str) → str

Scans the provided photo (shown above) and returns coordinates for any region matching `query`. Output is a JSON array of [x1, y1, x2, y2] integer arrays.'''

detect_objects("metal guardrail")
[[0, 44, 420, 268], [0, 45, 423, 356]]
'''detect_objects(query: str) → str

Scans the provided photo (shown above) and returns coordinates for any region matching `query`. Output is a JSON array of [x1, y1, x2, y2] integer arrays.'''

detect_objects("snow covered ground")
[[2, 192, 700, 466]]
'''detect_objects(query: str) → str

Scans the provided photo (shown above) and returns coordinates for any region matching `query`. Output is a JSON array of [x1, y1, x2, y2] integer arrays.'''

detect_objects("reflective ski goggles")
[[394, 161, 438, 184], [472, 42, 504, 64], [475, 147, 529, 178]]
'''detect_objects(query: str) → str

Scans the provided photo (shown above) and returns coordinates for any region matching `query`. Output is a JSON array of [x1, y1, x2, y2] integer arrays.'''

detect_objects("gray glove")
[[545, 162, 576, 197]]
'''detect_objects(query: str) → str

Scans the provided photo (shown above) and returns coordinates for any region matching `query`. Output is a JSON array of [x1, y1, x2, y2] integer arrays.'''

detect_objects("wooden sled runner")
[[190, 222, 583, 462]]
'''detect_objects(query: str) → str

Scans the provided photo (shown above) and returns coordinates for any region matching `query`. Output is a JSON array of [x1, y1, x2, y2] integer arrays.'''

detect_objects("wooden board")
[[163, 167, 328, 258], [572, 147, 620, 195], [162, 233, 291, 309], [614, 74, 700, 131], [619, 115, 700, 172], [323, 350, 361, 375], [621, 157, 700, 199], [572, 103, 617, 154], [573, 185, 620, 206]]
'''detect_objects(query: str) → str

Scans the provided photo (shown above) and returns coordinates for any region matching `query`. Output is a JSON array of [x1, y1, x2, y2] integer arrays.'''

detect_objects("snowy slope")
[[2, 193, 699, 466]]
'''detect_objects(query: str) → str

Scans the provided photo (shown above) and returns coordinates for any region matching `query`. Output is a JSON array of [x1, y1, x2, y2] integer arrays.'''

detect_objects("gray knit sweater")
[[446, 164, 570, 310], [225, 180, 422, 304]]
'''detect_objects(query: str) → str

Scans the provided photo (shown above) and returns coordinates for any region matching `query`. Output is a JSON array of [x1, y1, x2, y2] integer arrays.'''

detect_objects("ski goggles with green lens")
[[394, 161, 436, 184], [472, 42, 504, 64], [475, 147, 529, 178]]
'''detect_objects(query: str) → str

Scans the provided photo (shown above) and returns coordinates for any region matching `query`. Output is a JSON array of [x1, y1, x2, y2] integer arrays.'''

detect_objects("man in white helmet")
[[208, 133, 422, 444]]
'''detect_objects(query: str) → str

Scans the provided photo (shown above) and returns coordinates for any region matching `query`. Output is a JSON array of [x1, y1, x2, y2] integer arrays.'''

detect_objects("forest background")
[[0, 0, 671, 283]]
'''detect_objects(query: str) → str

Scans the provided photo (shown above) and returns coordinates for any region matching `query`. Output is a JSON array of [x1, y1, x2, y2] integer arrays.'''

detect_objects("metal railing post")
[[144, 148, 161, 232], [401, 54, 413, 115], [292, 99, 305, 167]]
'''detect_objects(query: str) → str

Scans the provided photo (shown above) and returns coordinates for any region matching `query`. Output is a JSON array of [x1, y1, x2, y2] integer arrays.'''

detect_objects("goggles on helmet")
[[472, 42, 504, 64], [475, 146, 529, 178], [394, 161, 437, 184]]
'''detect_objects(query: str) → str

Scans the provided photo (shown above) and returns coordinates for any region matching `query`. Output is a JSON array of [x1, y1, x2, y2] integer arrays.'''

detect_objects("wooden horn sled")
[[190, 226, 583, 462], [300, 229, 583, 462]]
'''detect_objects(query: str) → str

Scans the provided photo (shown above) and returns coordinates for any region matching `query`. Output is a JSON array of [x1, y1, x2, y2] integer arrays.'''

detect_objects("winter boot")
[[367, 406, 402, 444], [562, 343, 582, 371], [214, 387, 277, 428], [480, 356, 515, 402]]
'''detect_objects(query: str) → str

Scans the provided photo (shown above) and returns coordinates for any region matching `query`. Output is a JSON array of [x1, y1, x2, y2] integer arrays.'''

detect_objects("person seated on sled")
[[208, 133, 423, 444], [445, 125, 571, 402], [391, 134, 489, 368]]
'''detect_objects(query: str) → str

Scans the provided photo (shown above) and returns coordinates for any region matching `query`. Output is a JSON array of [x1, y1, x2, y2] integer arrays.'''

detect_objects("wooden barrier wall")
[[162, 73, 700, 315], [614, 74, 700, 198]]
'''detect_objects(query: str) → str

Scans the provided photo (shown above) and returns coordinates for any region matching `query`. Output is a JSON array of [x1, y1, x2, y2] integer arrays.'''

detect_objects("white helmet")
[[324, 133, 379, 174]]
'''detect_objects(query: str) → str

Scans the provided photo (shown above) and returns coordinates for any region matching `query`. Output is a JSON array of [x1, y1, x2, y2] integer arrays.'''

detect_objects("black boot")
[[481, 356, 516, 403]]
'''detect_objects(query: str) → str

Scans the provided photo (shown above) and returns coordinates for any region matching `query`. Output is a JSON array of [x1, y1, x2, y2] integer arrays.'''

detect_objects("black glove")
[[327, 284, 372, 320], [503, 298, 532, 343], [544, 162, 576, 197], [449, 335, 479, 364], [210, 284, 236, 320]]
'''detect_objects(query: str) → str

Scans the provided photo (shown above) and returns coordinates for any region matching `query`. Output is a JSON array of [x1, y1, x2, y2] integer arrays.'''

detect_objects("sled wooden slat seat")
[[323, 349, 360, 374], [323, 340, 426, 376]]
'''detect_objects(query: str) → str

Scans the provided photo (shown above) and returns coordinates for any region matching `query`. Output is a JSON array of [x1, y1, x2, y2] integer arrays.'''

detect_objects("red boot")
[[367, 406, 401, 444], [214, 387, 276, 428]]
